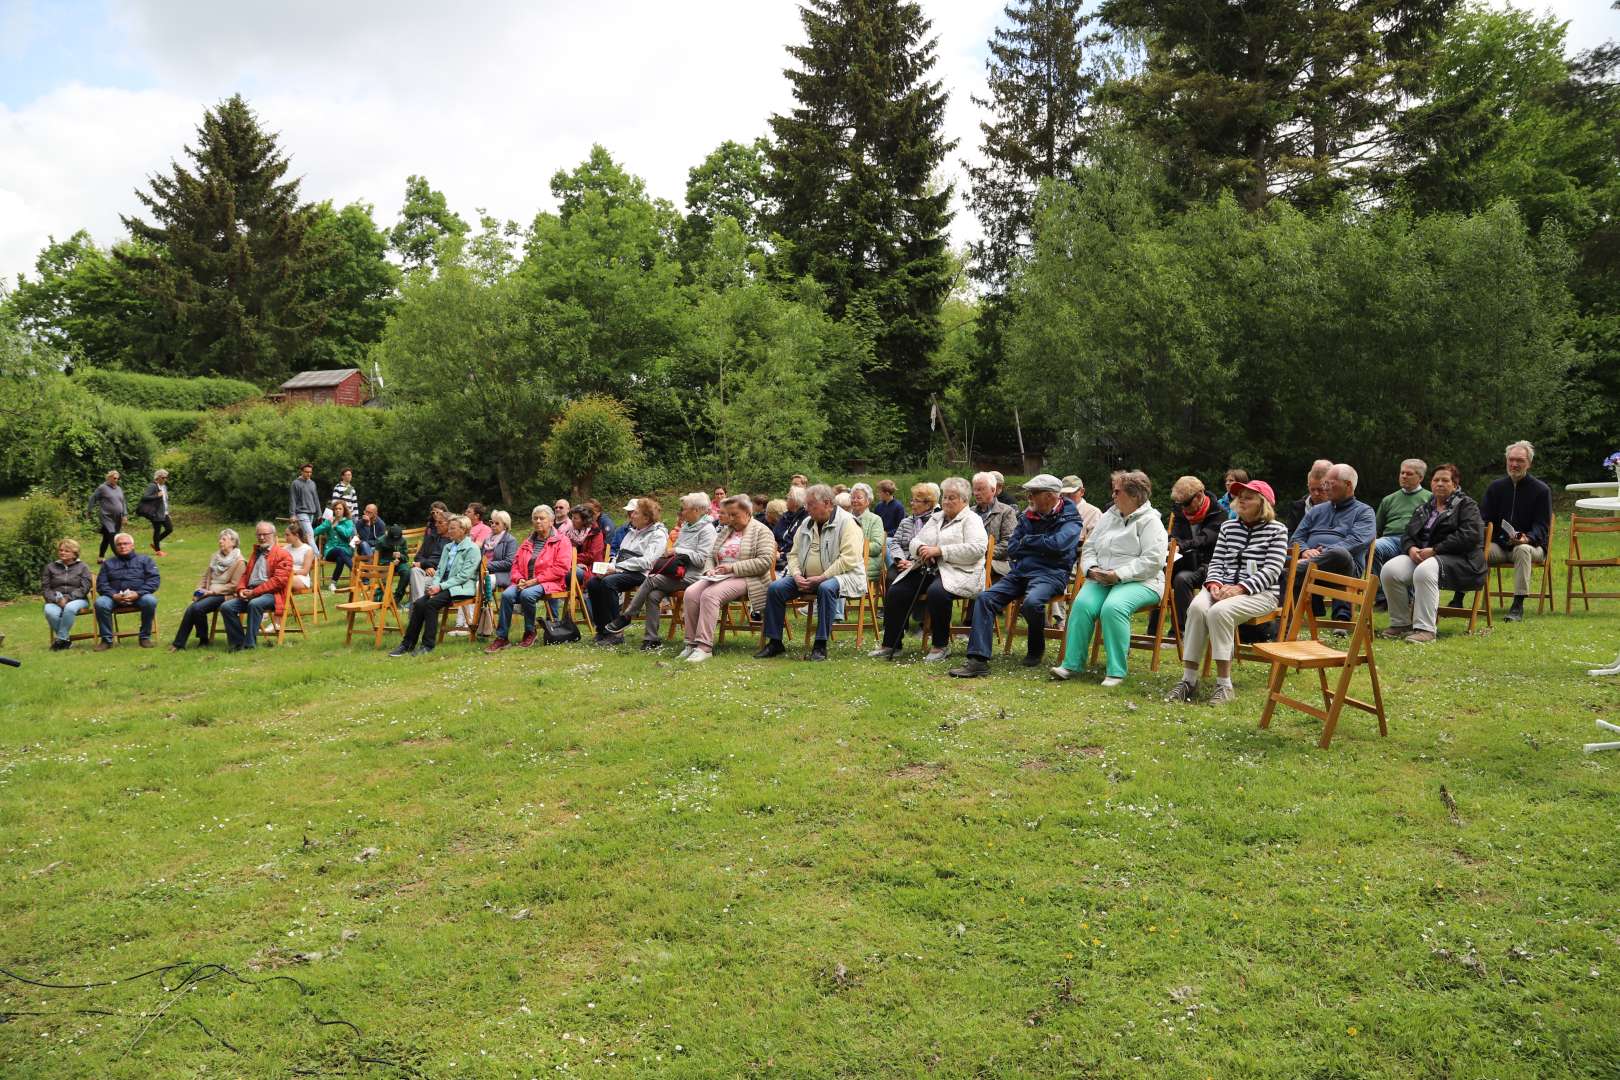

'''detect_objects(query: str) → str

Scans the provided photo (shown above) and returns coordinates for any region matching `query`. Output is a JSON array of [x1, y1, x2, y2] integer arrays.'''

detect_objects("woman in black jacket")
[[1377, 463, 1485, 643], [1150, 475, 1226, 635]]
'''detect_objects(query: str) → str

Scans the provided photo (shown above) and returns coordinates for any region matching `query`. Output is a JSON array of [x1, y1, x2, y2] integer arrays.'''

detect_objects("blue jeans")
[[1372, 535, 1403, 600], [498, 584, 558, 639], [44, 599, 89, 641], [965, 563, 1069, 660], [219, 593, 277, 649], [94, 593, 156, 642], [761, 575, 843, 644]]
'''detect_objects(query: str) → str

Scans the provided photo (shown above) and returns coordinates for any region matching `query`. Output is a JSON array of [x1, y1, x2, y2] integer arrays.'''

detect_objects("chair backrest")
[[1570, 514, 1620, 538], [346, 555, 392, 601], [1286, 561, 1374, 645]]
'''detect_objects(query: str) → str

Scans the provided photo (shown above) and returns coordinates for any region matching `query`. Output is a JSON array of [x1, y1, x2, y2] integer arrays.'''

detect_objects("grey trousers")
[[1488, 542, 1544, 597], [622, 572, 685, 636]]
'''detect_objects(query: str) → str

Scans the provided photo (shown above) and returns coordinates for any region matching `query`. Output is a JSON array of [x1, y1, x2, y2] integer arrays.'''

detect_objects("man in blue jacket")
[[1480, 439, 1552, 622], [950, 474, 1081, 678], [93, 532, 160, 649], [1291, 463, 1376, 619]]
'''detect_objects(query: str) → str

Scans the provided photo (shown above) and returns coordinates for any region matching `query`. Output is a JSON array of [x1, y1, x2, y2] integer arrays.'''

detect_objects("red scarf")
[[1182, 492, 1212, 524]]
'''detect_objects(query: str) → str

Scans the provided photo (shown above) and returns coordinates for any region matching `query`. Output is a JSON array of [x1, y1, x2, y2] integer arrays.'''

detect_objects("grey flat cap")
[[1022, 473, 1063, 493]]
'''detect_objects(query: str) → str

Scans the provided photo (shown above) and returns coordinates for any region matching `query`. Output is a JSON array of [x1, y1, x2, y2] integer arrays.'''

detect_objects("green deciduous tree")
[[680, 138, 774, 270], [118, 94, 333, 384], [389, 174, 468, 274], [767, 0, 956, 441], [4, 232, 172, 371], [303, 201, 401, 369], [543, 394, 639, 499]]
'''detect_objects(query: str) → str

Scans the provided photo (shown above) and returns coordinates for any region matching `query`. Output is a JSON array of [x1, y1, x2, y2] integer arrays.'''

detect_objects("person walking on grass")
[[87, 470, 127, 560], [135, 469, 174, 556]]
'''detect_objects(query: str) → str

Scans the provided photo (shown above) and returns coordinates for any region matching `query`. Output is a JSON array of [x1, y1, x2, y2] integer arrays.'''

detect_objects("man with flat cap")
[[950, 474, 1082, 678]]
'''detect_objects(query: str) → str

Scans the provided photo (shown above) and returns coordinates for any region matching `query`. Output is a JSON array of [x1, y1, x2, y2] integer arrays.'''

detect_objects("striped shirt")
[[1205, 518, 1291, 601]]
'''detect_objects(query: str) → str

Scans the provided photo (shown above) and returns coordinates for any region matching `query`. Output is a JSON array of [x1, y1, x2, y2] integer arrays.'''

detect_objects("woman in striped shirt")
[[1167, 479, 1291, 705]]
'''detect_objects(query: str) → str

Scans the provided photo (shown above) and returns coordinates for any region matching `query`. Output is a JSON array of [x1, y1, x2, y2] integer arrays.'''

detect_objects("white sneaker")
[[675, 646, 694, 661], [1588, 665, 1620, 677], [923, 648, 949, 662], [1049, 666, 1074, 681], [686, 648, 711, 663], [1101, 676, 1125, 687]]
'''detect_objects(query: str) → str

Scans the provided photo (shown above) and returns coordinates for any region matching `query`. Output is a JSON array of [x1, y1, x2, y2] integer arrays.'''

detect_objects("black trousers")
[[882, 571, 957, 649], [1148, 566, 1206, 635], [172, 593, 227, 647], [400, 588, 457, 650], [99, 528, 119, 558], [150, 516, 174, 551], [1294, 547, 1357, 617], [586, 571, 645, 631]]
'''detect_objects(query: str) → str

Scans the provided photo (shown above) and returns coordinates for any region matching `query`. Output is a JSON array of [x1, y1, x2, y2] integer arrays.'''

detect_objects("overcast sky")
[[1, 0, 1616, 287]]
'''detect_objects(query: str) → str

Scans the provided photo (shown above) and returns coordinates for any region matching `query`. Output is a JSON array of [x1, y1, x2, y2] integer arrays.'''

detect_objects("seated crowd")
[[43, 441, 1557, 704]]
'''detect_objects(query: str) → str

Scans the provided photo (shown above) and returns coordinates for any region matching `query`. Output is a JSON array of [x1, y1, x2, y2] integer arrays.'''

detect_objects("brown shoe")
[[1404, 630, 1437, 644], [1378, 626, 1411, 640], [94, 640, 113, 651], [518, 631, 538, 648], [139, 638, 154, 648], [485, 637, 510, 654]]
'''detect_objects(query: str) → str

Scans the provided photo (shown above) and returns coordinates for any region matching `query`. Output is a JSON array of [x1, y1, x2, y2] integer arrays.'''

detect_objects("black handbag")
[[649, 553, 687, 580], [541, 614, 581, 644]]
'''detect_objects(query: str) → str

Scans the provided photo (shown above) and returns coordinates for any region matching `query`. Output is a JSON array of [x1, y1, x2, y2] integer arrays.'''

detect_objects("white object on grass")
[[1583, 718, 1620, 754]]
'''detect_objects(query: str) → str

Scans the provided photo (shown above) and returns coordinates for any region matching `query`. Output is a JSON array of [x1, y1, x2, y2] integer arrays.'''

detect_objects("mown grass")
[[1, 509, 1618, 1078]]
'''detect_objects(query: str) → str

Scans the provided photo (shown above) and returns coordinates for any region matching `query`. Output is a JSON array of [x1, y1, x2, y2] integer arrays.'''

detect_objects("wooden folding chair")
[[1085, 539, 1181, 672], [1200, 544, 1301, 674], [1436, 523, 1494, 633], [1565, 515, 1620, 612], [1313, 538, 1378, 634], [718, 566, 778, 646], [544, 546, 590, 632], [1001, 549, 1082, 655], [1253, 562, 1387, 750], [797, 539, 880, 648], [436, 556, 488, 645], [1489, 516, 1553, 614], [336, 556, 405, 648], [276, 559, 319, 645]]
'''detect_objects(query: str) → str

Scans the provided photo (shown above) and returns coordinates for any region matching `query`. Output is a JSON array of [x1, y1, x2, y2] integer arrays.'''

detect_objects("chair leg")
[[1318, 661, 1358, 749], [1002, 602, 1019, 655], [345, 610, 356, 646], [1258, 664, 1286, 730], [1363, 647, 1388, 737]]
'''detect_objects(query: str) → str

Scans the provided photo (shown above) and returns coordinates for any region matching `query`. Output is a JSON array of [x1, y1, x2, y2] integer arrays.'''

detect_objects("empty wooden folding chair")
[[275, 561, 318, 645], [1085, 539, 1181, 672], [1253, 561, 1387, 750], [1436, 523, 1494, 633], [336, 556, 405, 648], [1565, 515, 1620, 612]]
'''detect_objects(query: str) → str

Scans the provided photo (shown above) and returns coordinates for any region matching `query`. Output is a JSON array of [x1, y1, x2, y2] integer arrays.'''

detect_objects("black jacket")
[[1169, 502, 1223, 575], [1400, 492, 1486, 590], [135, 482, 168, 522]]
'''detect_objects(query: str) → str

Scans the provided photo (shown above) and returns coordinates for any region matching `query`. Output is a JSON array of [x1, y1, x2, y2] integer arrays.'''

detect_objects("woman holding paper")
[[678, 495, 778, 663], [584, 498, 667, 641], [871, 476, 986, 662]]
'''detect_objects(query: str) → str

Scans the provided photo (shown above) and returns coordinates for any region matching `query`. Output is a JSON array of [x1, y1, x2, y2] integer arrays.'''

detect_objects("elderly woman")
[[679, 495, 779, 663], [886, 482, 940, 571], [848, 483, 886, 583], [135, 468, 174, 556], [488, 506, 575, 651], [604, 492, 717, 649], [1051, 470, 1168, 687], [763, 499, 785, 532], [1154, 475, 1224, 636], [88, 470, 127, 559], [872, 476, 987, 662], [313, 499, 357, 588], [482, 509, 518, 589], [391, 514, 481, 656], [42, 537, 94, 650], [1379, 463, 1485, 644], [1166, 479, 1291, 704], [585, 497, 669, 642], [772, 486, 808, 565], [169, 528, 247, 651]]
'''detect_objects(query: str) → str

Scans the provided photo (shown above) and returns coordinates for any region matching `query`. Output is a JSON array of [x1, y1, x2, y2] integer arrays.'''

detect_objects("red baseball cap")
[[1227, 479, 1276, 505]]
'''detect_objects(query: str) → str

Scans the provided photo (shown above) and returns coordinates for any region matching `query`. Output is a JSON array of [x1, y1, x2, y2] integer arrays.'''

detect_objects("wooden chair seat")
[[1435, 523, 1494, 633], [1252, 638, 1351, 667]]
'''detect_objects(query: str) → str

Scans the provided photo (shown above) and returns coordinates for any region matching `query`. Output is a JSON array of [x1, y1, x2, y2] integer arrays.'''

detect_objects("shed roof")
[[279, 369, 365, 390]]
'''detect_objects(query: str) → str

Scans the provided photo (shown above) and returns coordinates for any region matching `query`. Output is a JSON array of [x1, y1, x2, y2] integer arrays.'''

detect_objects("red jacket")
[[572, 527, 605, 581], [512, 531, 573, 595], [241, 544, 294, 615]]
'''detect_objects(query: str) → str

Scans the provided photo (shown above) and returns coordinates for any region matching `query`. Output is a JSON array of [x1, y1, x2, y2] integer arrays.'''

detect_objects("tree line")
[[1, 0, 1615, 503]]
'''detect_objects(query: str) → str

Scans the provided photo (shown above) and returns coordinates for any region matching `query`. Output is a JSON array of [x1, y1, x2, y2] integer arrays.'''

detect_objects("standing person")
[[1050, 470, 1168, 688], [355, 504, 387, 556], [92, 533, 160, 650], [41, 538, 93, 650], [390, 515, 480, 656], [1380, 463, 1486, 644], [972, 472, 1018, 578], [872, 476, 987, 662], [135, 469, 174, 556], [289, 464, 321, 539], [313, 501, 357, 589], [679, 495, 779, 663], [1372, 459, 1432, 584], [873, 479, 905, 535], [585, 498, 668, 642], [605, 493, 716, 649], [1166, 479, 1291, 704], [1481, 440, 1552, 622], [169, 528, 246, 651], [330, 468, 359, 519], [754, 484, 867, 662], [218, 522, 291, 652], [87, 470, 127, 559], [487, 506, 574, 652]]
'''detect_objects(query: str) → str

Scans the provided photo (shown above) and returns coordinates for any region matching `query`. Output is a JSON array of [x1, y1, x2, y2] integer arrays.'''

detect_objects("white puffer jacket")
[[909, 506, 989, 598], [1080, 502, 1169, 598]]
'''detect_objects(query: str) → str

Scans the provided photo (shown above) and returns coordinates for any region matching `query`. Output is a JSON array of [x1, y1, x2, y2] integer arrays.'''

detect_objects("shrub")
[[0, 376, 159, 498], [139, 409, 209, 446], [0, 490, 80, 599], [543, 395, 639, 499], [74, 368, 261, 410]]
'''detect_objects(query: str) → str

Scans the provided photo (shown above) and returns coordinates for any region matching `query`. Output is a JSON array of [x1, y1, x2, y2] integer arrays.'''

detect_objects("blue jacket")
[[1292, 496, 1376, 572], [1004, 498, 1082, 577], [96, 552, 160, 597]]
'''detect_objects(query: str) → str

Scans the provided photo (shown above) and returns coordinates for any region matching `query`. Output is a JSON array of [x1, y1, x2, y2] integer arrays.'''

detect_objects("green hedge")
[[138, 408, 209, 446], [73, 368, 261, 411], [0, 376, 158, 499]]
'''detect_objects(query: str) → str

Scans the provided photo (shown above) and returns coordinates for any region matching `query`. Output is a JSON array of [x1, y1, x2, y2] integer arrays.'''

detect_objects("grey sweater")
[[290, 476, 321, 518]]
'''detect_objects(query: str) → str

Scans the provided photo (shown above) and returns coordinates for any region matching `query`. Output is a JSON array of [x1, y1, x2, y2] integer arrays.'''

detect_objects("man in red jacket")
[[218, 521, 293, 651]]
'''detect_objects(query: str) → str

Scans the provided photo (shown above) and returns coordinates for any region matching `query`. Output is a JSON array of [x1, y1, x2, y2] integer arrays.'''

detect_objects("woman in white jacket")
[[1051, 470, 1168, 686], [871, 476, 987, 662]]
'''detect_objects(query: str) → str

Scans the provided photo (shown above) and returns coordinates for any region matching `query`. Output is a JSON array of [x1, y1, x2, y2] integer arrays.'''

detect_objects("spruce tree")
[[967, 0, 1097, 290], [1098, 0, 1453, 209], [119, 94, 329, 383], [767, 0, 955, 440]]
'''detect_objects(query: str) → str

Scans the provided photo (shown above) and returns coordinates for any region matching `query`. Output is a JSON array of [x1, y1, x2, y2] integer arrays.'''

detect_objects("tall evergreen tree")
[[118, 94, 330, 383], [967, 0, 1097, 290], [767, 0, 956, 440], [1098, 0, 1454, 209]]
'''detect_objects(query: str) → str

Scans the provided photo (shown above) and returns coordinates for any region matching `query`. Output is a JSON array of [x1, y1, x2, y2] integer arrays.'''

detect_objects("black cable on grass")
[[2, 961, 423, 1076]]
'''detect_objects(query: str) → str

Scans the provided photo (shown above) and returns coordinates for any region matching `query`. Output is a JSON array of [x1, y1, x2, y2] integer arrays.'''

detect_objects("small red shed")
[[277, 369, 370, 407]]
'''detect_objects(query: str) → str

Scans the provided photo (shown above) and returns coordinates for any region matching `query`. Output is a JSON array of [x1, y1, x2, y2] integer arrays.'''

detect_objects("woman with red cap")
[[1166, 478, 1291, 705]]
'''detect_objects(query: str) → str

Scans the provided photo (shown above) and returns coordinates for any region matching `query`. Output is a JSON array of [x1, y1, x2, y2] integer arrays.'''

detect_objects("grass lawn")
[[2, 508, 1618, 1078]]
